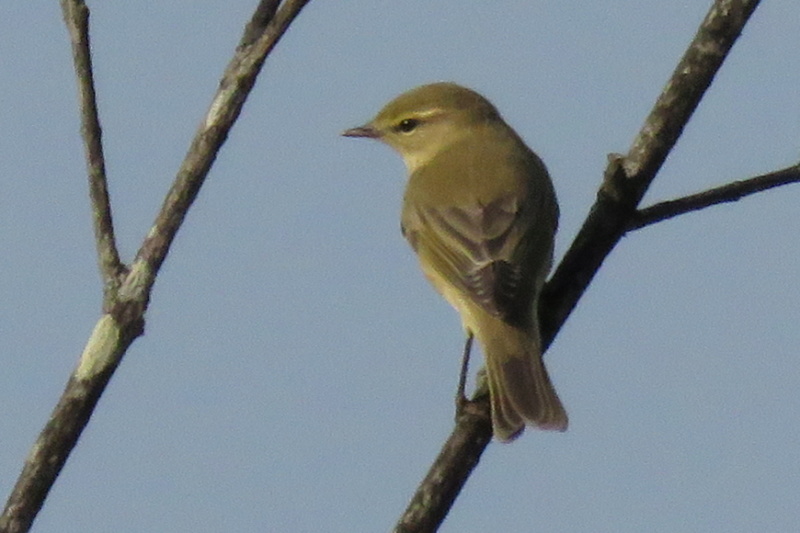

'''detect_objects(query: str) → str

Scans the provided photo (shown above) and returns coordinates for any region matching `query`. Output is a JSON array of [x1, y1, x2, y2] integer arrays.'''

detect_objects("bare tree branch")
[[395, 401, 493, 533], [241, 0, 282, 46], [132, 0, 312, 299], [61, 0, 124, 305], [629, 163, 800, 230], [0, 2, 312, 532], [544, 0, 761, 336], [394, 1, 762, 531]]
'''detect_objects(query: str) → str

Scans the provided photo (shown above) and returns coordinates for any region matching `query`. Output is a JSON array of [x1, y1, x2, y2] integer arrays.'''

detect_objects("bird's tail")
[[475, 314, 568, 441]]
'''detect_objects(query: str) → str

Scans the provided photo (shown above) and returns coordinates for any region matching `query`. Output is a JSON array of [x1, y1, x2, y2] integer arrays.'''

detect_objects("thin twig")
[[130, 0, 312, 299], [629, 163, 800, 230], [394, 1, 762, 531], [61, 0, 124, 305], [0, 2, 312, 532]]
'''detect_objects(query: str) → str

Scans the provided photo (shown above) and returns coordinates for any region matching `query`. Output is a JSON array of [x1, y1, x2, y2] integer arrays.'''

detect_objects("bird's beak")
[[341, 124, 381, 139]]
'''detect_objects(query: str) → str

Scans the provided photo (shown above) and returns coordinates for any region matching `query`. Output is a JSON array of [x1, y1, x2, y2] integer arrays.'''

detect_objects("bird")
[[343, 82, 567, 441]]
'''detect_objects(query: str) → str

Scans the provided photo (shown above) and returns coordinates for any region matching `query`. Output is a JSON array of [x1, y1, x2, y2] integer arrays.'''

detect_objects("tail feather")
[[486, 362, 525, 441], [477, 316, 568, 441]]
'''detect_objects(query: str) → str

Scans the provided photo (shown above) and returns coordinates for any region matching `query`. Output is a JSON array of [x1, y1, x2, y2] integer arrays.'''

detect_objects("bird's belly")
[[419, 262, 480, 335]]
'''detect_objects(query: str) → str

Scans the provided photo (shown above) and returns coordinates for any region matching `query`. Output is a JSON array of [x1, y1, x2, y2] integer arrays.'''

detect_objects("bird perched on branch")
[[343, 82, 567, 441]]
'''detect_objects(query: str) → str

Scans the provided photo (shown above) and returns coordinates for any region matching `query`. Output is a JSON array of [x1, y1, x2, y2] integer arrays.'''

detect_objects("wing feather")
[[402, 194, 536, 327]]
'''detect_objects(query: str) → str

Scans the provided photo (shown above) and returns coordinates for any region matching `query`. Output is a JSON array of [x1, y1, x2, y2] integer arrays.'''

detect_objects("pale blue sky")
[[2, 2, 800, 532]]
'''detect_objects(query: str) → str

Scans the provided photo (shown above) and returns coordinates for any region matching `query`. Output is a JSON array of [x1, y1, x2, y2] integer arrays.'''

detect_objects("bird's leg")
[[455, 333, 474, 417]]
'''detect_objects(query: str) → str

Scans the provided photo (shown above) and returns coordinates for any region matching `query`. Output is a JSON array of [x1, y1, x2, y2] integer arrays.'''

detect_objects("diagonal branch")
[[61, 0, 124, 306], [543, 0, 761, 337], [0, 2, 312, 532], [395, 401, 493, 533], [129, 0, 312, 302], [629, 163, 800, 230], [394, 0, 762, 531]]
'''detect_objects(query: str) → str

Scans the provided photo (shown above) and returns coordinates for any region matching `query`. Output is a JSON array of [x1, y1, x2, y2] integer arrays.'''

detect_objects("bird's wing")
[[402, 193, 537, 326]]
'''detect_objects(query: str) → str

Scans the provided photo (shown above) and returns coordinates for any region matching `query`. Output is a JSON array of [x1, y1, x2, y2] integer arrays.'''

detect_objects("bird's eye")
[[396, 118, 420, 133]]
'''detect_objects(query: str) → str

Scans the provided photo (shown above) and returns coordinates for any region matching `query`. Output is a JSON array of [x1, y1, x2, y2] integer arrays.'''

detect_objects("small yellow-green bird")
[[343, 82, 567, 441]]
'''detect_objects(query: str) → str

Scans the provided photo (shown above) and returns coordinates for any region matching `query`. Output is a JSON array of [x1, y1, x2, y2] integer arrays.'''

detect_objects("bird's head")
[[343, 82, 500, 172]]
